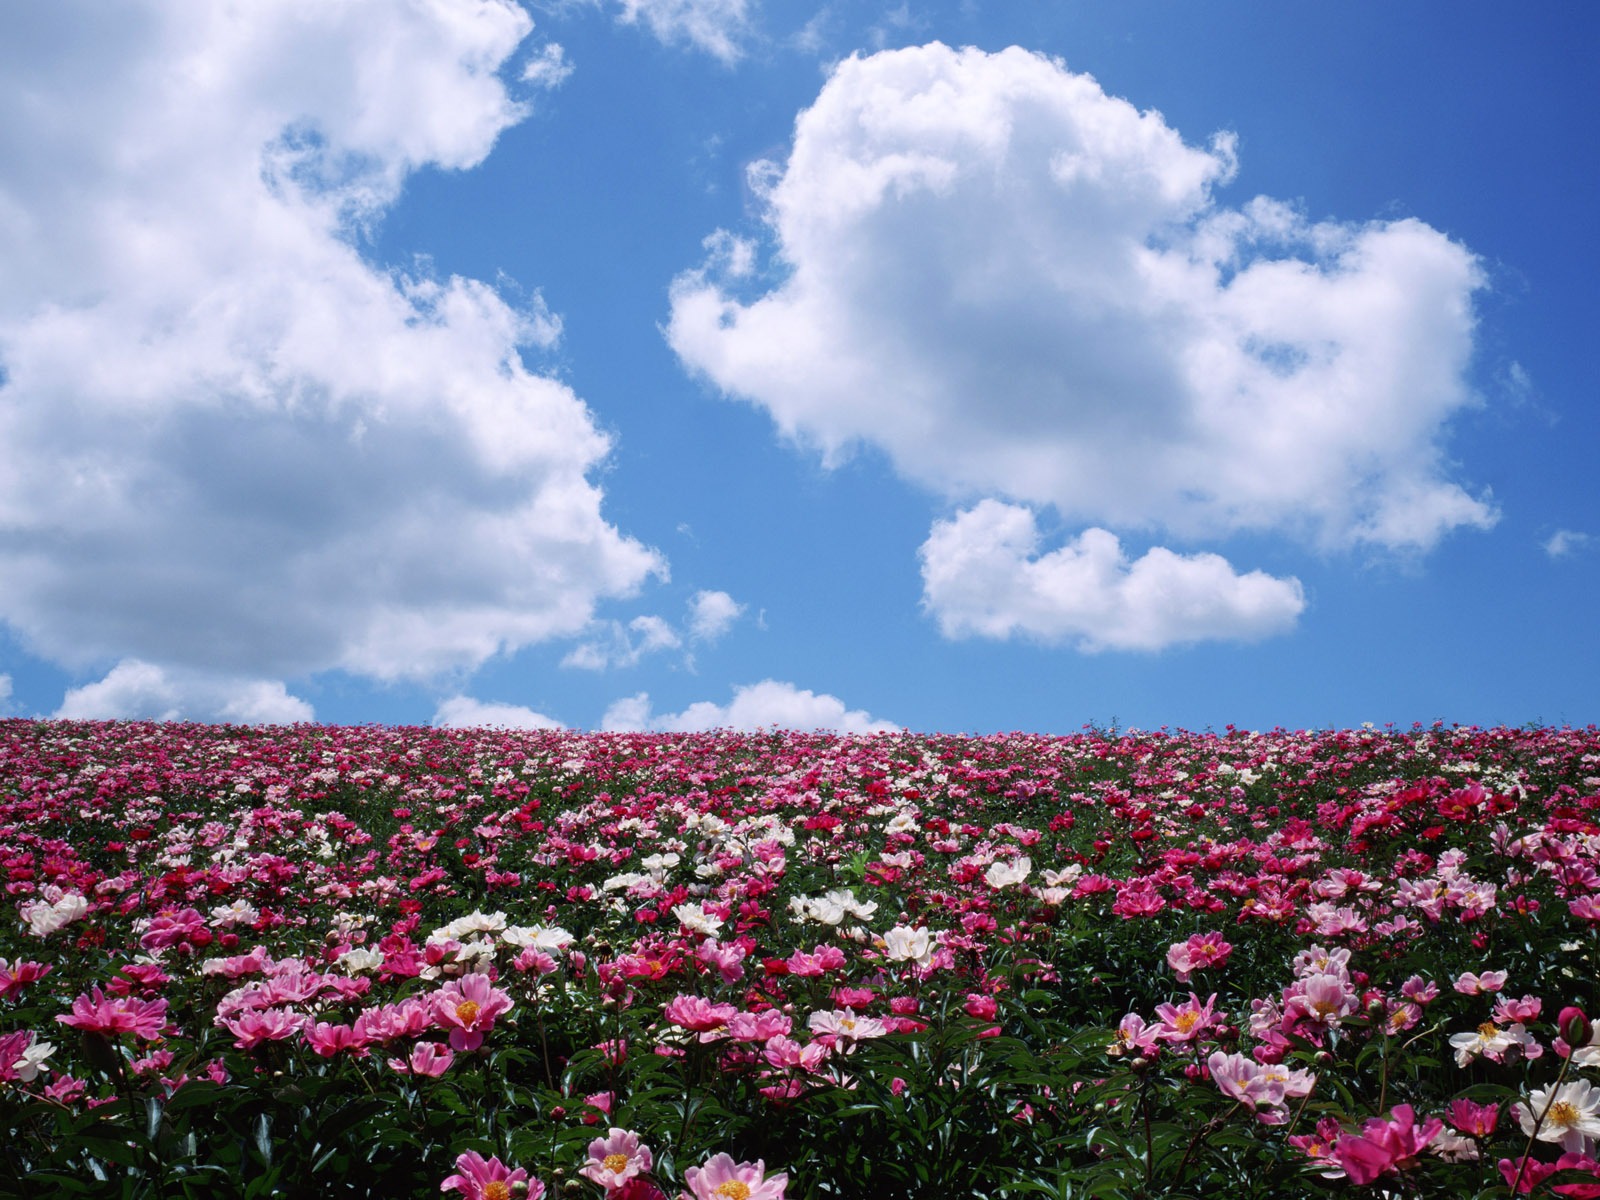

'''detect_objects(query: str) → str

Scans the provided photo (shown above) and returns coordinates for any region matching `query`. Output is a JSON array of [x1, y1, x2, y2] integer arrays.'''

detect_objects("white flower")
[[12, 1039, 55, 1083], [1515, 1079, 1600, 1153], [20, 892, 90, 937], [880, 924, 935, 966], [502, 924, 576, 953], [337, 947, 384, 974], [984, 856, 1032, 889], [210, 900, 259, 928], [430, 910, 506, 942], [672, 903, 725, 937]]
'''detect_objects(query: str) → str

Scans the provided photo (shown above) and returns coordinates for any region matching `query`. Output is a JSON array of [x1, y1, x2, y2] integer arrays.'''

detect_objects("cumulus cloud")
[[687, 589, 745, 642], [668, 42, 1496, 553], [433, 695, 563, 729], [0, 2, 662, 699], [601, 680, 898, 732], [615, 0, 752, 62], [563, 590, 744, 668], [920, 501, 1304, 651], [55, 660, 314, 724], [1545, 530, 1591, 558], [562, 614, 683, 670]]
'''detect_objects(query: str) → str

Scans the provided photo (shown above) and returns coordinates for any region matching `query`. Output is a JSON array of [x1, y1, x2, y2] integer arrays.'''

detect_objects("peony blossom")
[[431, 973, 514, 1052], [1514, 1080, 1600, 1154], [441, 1150, 539, 1200], [579, 1128, 652, 1191], [1332, 1104, 1443, 1185], [680, 1153, 787, 1200], [57, 988, 168, 1041]]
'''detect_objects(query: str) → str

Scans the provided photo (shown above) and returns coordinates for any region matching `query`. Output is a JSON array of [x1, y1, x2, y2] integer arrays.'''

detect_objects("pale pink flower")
[[1153, 993, 1219, 1043], [57, 988, 168, 1041], [680, 1153, 787, 1200], [431, 973, 513, 1052], [1165, 932, 1232, 983], [762, 1035, 829, 1072], [1454, 969, 1508, 995], [806, 1009, 887, 1048], [1109, 1013, 1161, 1057], [440, 1150, 539, 1200], [695, 940, 747, 983], [579, 1128, 652, 1190]]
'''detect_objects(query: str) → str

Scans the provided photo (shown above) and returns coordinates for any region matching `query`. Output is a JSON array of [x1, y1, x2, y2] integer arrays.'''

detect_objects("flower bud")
[[1559, 1006, 1590, 1049]]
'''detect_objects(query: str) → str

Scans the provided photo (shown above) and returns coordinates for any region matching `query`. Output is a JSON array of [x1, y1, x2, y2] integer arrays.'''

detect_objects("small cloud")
[[522, 42, 575, 89], [55, 660, 313, 724], [433, 696, 563, 729], [601, 680, 898, 733], [687, 590, 745, 642], [561, 614, 684, 670], [919, 500, 1306, 652], [0, 674, 12, 713], [614, 0, 752, 63], [1545, 530, 1591, 559]]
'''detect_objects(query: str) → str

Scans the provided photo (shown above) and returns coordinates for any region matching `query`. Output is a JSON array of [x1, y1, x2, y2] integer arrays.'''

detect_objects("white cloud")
[[1545, 530, 1591, 558], [602, 680, 898, 732], [522, 42, 575, 89], [615, 0, 752, 62], [920, 500, 1304, 651], [668, 43, 1496, 553], [561, 614, 683, 669], [687, 589, 745, 642], [55, 660, 314, 724], [433, 695, 563, 729], [0, 2, 662, 692], [0, 674, 11, 711]]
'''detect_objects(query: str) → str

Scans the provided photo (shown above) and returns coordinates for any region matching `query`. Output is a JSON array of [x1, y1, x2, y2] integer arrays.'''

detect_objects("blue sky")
[[0, 1, 1595, 734]]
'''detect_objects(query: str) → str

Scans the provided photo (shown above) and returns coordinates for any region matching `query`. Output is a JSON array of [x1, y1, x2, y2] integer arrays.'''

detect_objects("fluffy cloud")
[[433, 696, 563, 729], [602, 680, 897, 732], [615, 0, 752, 62], [920, 501, 1304, 651], [1544, 530, 1591, 559], [0, 674, 11, 712], [687, 589, 745, 642], [55, 660, 314, 724], [562, 614, 683, 670], [563, 590, 744, 669], [668, 43, 1495, 552], [0, 3, 661, 694]]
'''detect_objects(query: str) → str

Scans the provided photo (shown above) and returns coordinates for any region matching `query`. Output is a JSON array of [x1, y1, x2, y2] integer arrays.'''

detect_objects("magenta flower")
[[680, 1153, 787, 1200], [56, 988, 168, 1041], [1332, 1104, 1444, 1185], [216, 1007, 305, 1051], [431, 973, 513, 1052], [663, 995, 740, 1035], [1166, 932, 1233, 983], [387, 1041, 454, 1077], [441, 1150, 540, 1200], [0, 958, 52, 1000], [579, 1128, 653, 1191]]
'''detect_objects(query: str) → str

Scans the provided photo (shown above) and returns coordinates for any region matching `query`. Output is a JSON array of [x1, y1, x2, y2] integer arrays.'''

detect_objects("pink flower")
[[216, 1007, 305, 1051], [1110, 1013, 1161, 1057], [579, 1128, 653, 1191], [431, 974, 513, 1052], [303, 1021, 369, 1057], [1332, 1104, 1443, 1185], [1153, 993, 1219, 1043], [663, 995, 739, 1036], [56, 988, 168, 1041], [441, 1151, 540, 1200], [1165, 932, 1233, 983], [0, 958, 52, 999], [1447, 1098, 1500, 1138], [1454, 969, 1508, 995], [680, 1153, 787, 1200], [388, 1041, 454, 1077]]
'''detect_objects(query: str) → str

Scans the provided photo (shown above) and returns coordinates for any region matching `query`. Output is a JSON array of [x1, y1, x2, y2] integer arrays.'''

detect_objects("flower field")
[[2, 719, 1600, 1198]]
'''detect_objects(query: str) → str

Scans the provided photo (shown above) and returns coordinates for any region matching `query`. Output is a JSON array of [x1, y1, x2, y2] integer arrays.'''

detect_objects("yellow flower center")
[[1174, 1011, 1200, 1033], [456, 1000, 481, 1025], [603, 1153, 630, 1173], [483, 1183, 510, 1200], [1550, 1101, 1581, 1129], [714, 1184, 751, 1200], [1477, 1021, 1499, 1039]]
